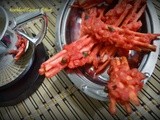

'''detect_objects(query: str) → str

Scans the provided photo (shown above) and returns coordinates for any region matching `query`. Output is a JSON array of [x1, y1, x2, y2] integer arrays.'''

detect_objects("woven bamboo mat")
[[0, 0, 160, 120]]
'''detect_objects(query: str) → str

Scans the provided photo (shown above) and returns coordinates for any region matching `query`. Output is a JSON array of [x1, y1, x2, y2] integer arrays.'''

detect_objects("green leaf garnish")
[[61, 57, 67, 64], [108, 26, 115, 32], [82, 51, 88, 57]]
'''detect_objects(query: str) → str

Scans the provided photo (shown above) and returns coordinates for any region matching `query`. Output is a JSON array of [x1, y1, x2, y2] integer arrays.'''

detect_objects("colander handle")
[[10, 9, 48, 45]]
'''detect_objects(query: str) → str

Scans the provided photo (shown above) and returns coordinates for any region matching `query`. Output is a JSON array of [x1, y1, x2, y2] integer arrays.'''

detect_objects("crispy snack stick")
[[39, 0, 160, 78], [107, 56, 145, 114], [39, 36, 97, 77]]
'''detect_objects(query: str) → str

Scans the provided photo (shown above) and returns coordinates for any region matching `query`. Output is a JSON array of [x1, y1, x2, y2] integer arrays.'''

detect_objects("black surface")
[[0, 43, 48, 106]]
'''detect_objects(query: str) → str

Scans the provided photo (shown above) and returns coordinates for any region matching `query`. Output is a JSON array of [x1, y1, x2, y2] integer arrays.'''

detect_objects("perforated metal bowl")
[[56, 0, 160, 101]]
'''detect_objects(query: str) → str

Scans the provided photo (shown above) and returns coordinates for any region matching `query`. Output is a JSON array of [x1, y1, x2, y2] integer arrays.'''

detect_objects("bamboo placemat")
[[0, 0, 160, 120]]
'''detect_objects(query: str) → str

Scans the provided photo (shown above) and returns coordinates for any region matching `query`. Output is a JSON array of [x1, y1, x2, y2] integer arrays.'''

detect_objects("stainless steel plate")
[[56, 0, 160, 100]]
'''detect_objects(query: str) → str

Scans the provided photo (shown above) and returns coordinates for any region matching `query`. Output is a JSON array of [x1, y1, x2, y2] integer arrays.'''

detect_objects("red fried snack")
[[39, 35, 98, 78], [39, 0, 160, 78], [38, 0, 159, 115], [79, 0, 158, 74], [81, 7, 158, 52], [72, 0, 113, 9], [107, 56, 145, 114]]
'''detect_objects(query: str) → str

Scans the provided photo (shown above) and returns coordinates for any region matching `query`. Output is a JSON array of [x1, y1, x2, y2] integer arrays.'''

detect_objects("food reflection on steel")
[[8, 34, 28, 61], [39, 0, 159, 114]]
